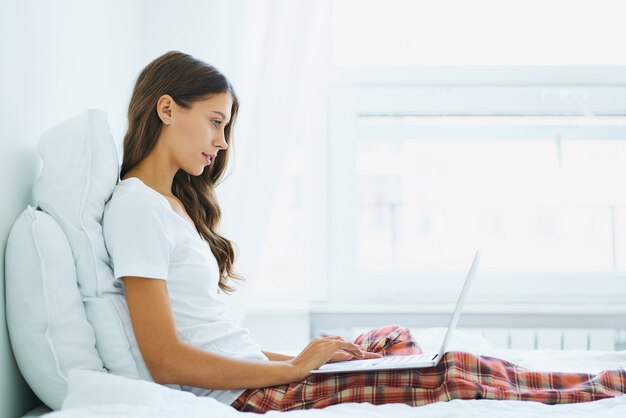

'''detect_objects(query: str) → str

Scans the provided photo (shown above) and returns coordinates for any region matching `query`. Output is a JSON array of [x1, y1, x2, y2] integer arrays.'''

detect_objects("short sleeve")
[[103, 193, 173, 284]]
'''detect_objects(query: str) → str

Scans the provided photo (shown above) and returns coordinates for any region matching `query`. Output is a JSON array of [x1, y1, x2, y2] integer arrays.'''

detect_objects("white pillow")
[[62, 370, 240, 417], [32, 108, 119, 297], [5, 206, 106, 410], [30, 109, 169, 387]]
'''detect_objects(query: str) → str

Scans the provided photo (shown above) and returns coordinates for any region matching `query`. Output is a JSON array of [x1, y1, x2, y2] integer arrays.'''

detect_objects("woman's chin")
[[184, 165, 204, 177], [179, 167, 202, 177]]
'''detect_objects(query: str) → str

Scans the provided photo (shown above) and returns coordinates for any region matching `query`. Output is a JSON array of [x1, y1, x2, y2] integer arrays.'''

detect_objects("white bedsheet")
[[43, 329, 626, 418]]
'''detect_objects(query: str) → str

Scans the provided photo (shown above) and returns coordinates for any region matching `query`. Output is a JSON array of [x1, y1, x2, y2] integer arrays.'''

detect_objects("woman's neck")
[[122, 148, 179, 197]]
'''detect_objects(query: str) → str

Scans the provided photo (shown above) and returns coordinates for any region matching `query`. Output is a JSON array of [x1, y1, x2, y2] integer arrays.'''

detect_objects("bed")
[[43, 328, 626, 417], [5, 110, 626, 418]]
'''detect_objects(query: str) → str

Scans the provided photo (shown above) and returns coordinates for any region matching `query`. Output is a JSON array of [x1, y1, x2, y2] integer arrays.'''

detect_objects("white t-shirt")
[[102, 176, 268, 405]]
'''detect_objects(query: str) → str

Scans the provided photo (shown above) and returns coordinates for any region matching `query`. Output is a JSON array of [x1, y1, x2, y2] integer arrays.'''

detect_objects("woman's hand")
[[287, 336, 382, 381], [327, 349, 382, 363]]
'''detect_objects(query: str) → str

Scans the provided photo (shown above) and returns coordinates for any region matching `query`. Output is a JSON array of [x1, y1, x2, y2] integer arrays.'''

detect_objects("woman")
[[102, 50, 625, 413]]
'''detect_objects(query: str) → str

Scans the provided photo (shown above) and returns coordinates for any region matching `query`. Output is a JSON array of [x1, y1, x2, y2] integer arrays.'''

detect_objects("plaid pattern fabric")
[[232, 325, 626, 413]]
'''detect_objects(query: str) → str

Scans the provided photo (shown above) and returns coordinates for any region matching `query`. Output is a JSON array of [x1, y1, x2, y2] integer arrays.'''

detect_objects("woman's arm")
[[262, 351, 295, 361], [123, 276, 363, 389], [263, 349, 382, 362], [162, 344, 296, 389]]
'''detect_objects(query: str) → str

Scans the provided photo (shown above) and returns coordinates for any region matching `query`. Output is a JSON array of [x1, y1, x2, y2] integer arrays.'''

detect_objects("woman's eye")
[[212, 120, 222, 127]]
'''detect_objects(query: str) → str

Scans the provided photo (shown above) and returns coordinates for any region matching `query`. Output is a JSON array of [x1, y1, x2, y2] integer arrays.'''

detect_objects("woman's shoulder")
[[104, 180, 169, 221]]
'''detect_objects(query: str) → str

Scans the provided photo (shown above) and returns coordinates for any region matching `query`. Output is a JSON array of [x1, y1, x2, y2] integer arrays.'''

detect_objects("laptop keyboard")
[[366, 353, 427, 366]]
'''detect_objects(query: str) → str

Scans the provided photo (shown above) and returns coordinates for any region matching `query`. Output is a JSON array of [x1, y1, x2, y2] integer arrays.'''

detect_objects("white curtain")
[[216, 0, 330, 322]]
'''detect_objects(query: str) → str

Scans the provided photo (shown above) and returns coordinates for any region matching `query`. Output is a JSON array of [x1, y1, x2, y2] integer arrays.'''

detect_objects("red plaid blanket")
[[232, 325, 626, 413]]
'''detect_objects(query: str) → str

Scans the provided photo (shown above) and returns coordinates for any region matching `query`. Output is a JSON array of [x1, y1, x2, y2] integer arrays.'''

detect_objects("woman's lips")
[[202, 153, 211, 164]]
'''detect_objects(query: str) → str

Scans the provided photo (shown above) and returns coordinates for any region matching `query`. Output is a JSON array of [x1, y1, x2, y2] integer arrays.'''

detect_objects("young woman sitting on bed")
[[101, 50, 626, 413]]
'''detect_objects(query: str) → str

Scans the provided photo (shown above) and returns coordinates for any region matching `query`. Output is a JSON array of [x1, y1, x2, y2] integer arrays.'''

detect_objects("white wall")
[[0, 1, 143, 415]]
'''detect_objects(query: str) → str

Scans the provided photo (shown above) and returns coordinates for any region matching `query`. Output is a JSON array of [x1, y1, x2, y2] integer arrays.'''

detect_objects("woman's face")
[[164, 92, 233, 176]]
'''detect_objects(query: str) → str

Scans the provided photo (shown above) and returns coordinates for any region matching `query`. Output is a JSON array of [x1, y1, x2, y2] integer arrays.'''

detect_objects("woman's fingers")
[[314, 337, 362, 355], [293, 338, 367, 370], [314, 338, 364, 358], [327, 351, 353, 363], [362, 351, 383, 359], [327, 349, 383, 363], [333, 340, 365, 358]]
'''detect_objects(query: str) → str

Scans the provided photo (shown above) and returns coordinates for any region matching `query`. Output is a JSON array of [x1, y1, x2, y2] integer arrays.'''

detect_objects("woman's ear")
[[157, 94, 173, 125]]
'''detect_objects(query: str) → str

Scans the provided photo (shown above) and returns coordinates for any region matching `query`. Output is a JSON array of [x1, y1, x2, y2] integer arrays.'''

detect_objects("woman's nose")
[[215, 130, 228, 150]]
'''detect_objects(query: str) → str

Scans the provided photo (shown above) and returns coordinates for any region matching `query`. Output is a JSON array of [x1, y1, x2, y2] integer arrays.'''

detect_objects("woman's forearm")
[[153, 337, 365, 390], [262, 350, 295, 361], [153, 343, 302, 390], [154, 342, 300, 390]]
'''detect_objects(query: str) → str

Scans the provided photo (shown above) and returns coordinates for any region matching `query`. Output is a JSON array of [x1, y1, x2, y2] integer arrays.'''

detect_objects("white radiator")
[[464, 328, 619, 350], [316, 327, 624, 351]]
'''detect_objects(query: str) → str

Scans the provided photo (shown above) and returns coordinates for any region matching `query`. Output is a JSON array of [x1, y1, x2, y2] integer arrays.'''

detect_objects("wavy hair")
[[120, 50, 243, 293]]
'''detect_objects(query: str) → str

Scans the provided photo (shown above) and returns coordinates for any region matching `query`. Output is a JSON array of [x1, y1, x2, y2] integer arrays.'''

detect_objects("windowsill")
[[247, 301, 626, 315]]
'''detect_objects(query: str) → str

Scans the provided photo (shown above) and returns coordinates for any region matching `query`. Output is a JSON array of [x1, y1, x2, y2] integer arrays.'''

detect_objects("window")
[[329, 84, 626, 304]]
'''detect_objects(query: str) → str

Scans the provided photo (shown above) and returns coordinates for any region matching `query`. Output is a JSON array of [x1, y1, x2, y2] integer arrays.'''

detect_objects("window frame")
[[328, 66, 626, 304]]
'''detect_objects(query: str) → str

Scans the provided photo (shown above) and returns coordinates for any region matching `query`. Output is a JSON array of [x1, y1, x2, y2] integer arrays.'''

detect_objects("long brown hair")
[[120, 50, 243, 293]]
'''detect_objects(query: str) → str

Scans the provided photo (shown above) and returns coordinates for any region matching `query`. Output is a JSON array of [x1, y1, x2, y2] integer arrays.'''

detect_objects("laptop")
[[310, 249, 481, 374]]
